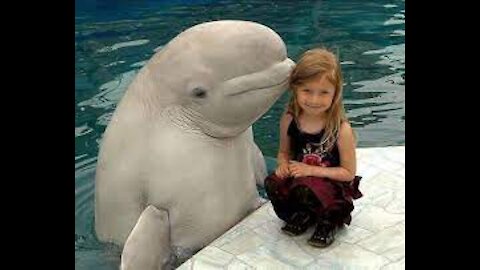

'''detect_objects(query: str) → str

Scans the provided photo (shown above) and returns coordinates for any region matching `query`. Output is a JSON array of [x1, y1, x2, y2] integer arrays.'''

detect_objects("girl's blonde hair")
[[288, 48, 349, 152]]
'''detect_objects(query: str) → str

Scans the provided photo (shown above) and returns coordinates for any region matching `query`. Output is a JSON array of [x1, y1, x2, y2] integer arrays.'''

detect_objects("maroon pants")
[[264, 173, 362, 226]]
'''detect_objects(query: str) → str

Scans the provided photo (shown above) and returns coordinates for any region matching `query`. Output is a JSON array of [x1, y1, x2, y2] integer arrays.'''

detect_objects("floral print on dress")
[[300, 143, 332, 167]]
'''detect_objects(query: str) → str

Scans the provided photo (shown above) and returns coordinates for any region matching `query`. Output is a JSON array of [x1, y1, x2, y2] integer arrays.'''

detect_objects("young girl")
[[264, 48, 362, 247]]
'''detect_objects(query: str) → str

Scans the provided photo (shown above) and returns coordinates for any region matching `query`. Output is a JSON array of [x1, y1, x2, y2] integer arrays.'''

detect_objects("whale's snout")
[[225, 57, 295, 97]]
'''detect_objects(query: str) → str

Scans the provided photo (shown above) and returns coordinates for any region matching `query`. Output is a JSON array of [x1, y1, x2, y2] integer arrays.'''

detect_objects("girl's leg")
[[280, 185, 321, 236], [308, 202, 354, 248], [264, 174, 293, 222]]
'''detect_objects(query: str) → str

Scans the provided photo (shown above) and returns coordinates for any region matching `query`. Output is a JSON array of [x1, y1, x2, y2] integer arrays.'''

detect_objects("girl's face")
[[296, 74, 335, 117]]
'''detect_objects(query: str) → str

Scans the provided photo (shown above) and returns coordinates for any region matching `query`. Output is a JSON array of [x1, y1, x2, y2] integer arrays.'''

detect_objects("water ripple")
[[97, 39, 150, 53], [77, 70, 138, 109]]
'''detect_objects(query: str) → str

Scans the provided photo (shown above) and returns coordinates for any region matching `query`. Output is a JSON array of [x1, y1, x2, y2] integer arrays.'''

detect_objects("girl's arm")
[[275, 112, 293, 178], [289, 121, 357, 182], [277, 112, 293, 165]]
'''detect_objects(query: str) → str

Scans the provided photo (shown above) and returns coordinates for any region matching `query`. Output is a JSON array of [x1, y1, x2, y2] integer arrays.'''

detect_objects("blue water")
[[75, 1, 404, 269]]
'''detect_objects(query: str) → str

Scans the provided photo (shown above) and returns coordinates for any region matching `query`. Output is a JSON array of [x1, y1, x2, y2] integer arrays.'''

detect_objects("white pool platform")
[[177, 146, 405, 269]]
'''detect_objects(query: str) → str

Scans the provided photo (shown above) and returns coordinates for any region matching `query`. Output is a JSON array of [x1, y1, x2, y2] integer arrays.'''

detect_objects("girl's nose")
[[311, 95, 322, 104]]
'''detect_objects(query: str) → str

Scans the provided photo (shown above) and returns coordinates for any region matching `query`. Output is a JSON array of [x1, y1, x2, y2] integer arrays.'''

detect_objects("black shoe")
[[281, 211, 314, 236], [308, 221, 336, 247]]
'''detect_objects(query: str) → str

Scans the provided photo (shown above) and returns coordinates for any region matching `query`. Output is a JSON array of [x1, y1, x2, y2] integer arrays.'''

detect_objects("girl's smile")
[[304, 103, 324, 109]]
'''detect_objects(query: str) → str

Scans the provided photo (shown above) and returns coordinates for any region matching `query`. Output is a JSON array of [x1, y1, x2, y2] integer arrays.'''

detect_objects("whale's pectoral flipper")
[[251, 141, 268, 209], [251, 141, 268, 188], [121, 205, 171, 270]]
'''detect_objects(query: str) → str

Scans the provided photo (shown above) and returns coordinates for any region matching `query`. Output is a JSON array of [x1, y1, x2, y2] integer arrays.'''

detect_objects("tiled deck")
[[178, 146, 405, 269]]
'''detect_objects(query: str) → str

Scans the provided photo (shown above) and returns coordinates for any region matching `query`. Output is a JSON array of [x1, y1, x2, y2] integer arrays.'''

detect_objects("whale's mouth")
[[227, 77, 289, 97]]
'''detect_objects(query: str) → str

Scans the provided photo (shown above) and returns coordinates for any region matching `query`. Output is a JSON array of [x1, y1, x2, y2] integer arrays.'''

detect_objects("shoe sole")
[[307, 239, 332, 248]]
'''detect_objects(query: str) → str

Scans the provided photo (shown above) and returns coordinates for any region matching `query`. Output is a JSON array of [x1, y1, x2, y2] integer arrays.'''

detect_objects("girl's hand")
[[275, 162, 290, 179], [288, 161, 314, 178]]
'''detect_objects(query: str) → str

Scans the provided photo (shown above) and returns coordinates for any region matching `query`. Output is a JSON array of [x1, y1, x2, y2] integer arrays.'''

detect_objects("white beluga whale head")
[[134, 20, 295, 138]]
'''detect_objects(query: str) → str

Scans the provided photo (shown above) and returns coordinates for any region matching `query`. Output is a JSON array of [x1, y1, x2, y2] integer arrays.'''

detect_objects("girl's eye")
[[302, 89, 311, 93]]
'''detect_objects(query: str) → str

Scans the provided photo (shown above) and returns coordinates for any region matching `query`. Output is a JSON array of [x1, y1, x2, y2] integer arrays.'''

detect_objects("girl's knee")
[[265, 174, 283, 190], [264, 177, 276, 191]]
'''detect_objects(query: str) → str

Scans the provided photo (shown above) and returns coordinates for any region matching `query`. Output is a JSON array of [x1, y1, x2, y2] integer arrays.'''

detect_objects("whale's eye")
[[191, 87, 207, 98]]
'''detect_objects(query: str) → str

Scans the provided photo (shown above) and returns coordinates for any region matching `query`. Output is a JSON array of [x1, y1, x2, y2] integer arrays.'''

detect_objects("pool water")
[[75, 0, 404, 269]]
